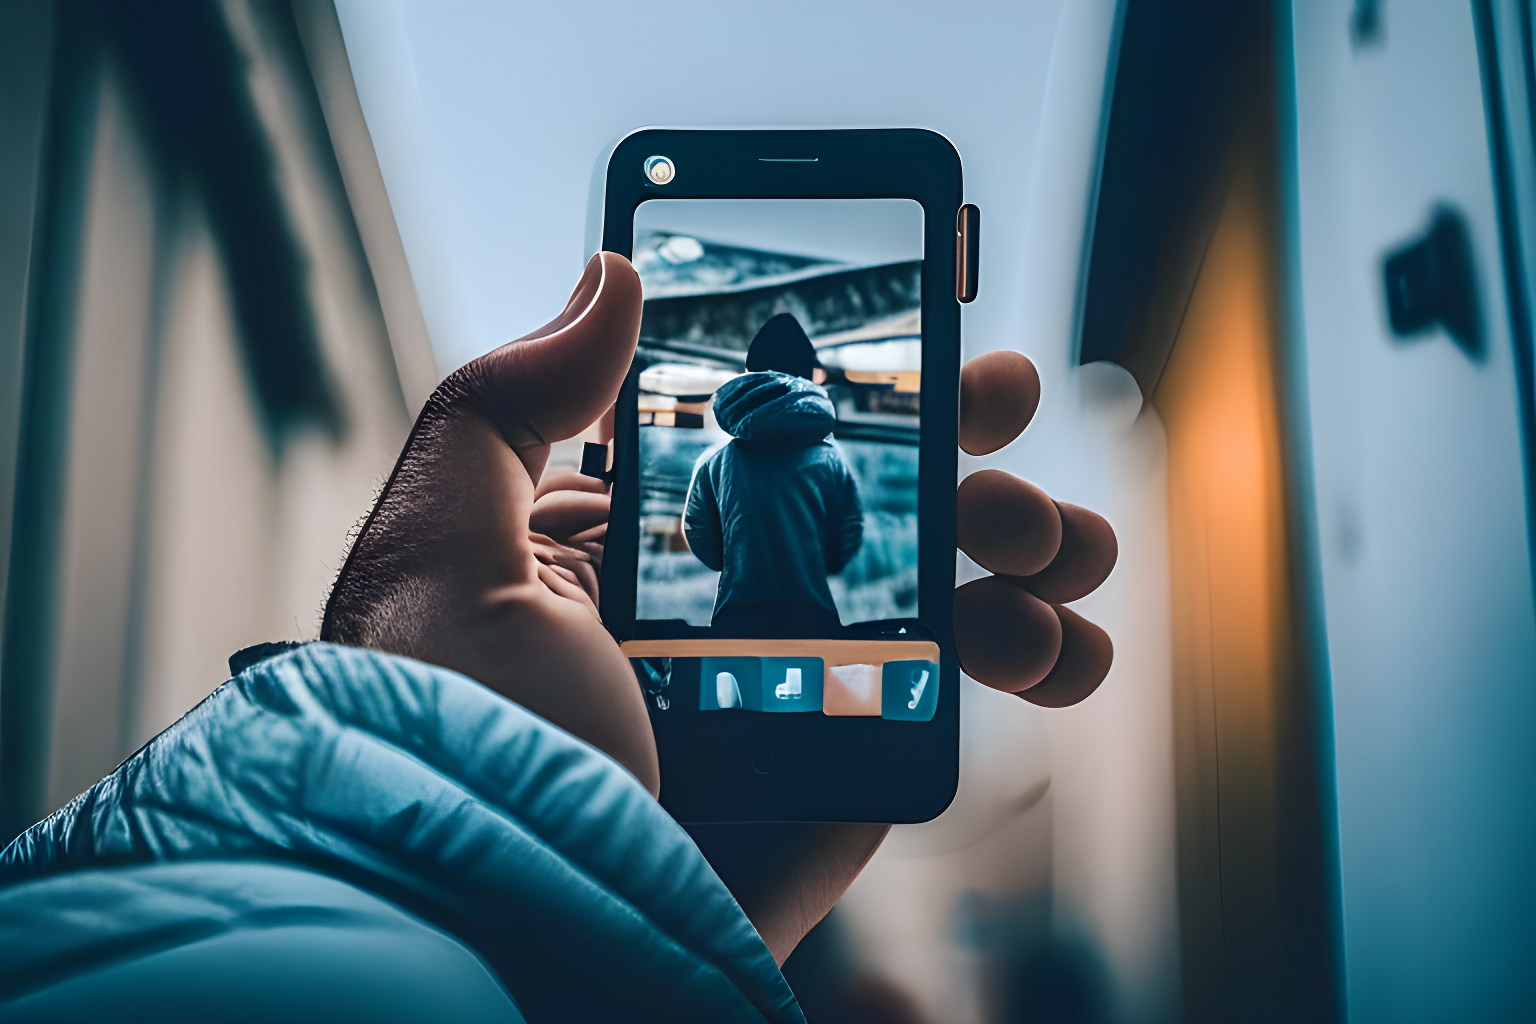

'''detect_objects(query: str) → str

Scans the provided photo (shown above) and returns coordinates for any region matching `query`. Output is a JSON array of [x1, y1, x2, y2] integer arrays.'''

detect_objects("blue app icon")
[[699, 657, 759, 710], [757, 658, 824, 713], [881, 660, 939, 721]]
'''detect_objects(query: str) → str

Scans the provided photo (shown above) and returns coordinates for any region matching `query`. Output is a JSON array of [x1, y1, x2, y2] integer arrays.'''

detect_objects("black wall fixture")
[[1383, 205, 1484, 359]]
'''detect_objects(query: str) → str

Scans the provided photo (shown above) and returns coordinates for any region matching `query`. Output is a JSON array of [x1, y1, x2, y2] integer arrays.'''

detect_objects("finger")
[[959, 350, 1041, 456], [953, 575, 1062, 692], [534, 471, 609, 501], [956, 469, 1061, 576], [567, 522, 607, 546], [1017, 605, 1112, 707], [568, 523, 607, 571], [459, 251, 642, 474], [568, 557, 601, 604], [536, 562, 599, 619], [531, 534, 601, 605], [574, 541, 604, 571], [529, 531, 591, 565], [1014, 502, 1117, 604], [529, 489, 610, 541]]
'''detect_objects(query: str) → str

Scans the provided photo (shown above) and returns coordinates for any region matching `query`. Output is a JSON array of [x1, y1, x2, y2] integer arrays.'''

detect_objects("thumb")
[[456, 251, 641, 474]]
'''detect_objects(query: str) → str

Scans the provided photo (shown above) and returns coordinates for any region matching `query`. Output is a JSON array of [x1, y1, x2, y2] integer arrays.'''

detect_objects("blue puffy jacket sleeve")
[[0, 644, 803, 1024]]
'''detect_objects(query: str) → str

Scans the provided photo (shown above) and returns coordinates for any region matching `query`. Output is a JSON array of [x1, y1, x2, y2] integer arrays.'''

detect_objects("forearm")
[[683, 822, 889, 964]]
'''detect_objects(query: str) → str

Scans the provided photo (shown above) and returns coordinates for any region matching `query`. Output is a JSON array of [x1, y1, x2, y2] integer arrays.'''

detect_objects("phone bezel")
[[600, 128, 961, 823]]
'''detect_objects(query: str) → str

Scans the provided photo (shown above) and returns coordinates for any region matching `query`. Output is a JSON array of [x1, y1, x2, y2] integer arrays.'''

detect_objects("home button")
[[752, 749, 775, 775]]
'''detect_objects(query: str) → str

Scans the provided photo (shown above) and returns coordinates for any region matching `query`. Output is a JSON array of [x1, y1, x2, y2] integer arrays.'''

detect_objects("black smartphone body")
[[599, 129, 964, 823]]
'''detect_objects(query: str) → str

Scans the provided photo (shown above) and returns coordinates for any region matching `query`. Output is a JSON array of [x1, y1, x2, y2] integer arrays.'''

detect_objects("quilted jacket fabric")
[[0, 643, 802, 1024], [0, 860, 523, 1022]]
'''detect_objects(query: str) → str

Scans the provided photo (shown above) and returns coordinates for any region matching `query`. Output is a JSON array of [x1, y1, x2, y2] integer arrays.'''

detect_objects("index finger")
[[959, 350, 1040, 456]]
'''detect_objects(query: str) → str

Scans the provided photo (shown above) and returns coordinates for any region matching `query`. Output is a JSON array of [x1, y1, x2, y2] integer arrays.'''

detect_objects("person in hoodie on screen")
[[683, 313, 864, 634]]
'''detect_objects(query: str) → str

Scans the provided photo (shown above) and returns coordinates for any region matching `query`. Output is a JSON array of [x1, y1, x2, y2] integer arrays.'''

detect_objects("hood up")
[[713, 371, 835, 443]]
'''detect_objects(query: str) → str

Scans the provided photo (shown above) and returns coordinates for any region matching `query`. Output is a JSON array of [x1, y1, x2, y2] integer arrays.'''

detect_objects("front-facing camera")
[[644, 155, 675, 185]]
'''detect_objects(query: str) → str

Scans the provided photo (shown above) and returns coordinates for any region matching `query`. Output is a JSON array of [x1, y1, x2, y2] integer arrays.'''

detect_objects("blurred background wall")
[[1292, 4, 1536, 1020], [2, 2, 1534, 1023], [0, 0, 437, 839]]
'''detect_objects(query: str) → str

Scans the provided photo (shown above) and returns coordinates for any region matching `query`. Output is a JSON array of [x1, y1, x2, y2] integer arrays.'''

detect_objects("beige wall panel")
[[30, 2, 418, 821], [227, 0, 414, 655], [134, 224, 276, 746], [1044, 408, 1180, 1024], [130, 179, 411, 750], [46, 78, 157, 808]]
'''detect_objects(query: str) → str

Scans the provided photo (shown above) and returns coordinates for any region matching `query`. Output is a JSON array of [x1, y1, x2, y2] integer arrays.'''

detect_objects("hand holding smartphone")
[[317, 129, 1109, 961]]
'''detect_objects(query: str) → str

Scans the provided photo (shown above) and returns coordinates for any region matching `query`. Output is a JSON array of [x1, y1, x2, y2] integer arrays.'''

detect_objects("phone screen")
[[623, 198, 940, 722]]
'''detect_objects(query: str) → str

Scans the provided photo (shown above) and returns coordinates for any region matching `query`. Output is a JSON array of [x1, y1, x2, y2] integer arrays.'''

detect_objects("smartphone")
[[599, 129, 967, 823]]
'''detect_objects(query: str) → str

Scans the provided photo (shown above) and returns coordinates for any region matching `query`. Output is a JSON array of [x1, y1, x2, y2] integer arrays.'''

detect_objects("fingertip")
[[598, 249, 641, 294], [959, 350, 1041, 456], [538, 252, 638, 339], [469, 252, 642, 453], [954, 575, 1062, 692], [1017, 605, 1112, 708], [1016, 502, 1118, 604], [589, 252, 643, 338], [956, 469, 1062, 576], [566, 521, 608, 546]]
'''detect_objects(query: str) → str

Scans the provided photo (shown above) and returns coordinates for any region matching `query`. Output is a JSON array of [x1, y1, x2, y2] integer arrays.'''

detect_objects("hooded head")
[[712, 371, 835, 444], [746, 313, 819, 380]]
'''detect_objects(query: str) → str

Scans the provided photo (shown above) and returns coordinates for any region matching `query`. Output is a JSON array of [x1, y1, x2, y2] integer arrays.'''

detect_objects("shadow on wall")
[[956, 890, 1112, 1024], [1000, 939, 1111, 1024]]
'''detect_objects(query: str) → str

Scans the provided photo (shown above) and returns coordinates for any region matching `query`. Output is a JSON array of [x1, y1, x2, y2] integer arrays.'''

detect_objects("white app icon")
[[774, 667, 802, 700], [716, 672, 741, 709], [907, 669, 930, 710]]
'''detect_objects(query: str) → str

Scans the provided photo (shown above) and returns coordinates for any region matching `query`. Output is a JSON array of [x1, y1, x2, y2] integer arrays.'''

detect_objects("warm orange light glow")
[[1154, 153, 1297, 1006]]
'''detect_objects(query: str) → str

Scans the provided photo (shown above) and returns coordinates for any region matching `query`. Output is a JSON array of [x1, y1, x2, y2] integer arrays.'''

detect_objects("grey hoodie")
[[684, 372, 863, 630]]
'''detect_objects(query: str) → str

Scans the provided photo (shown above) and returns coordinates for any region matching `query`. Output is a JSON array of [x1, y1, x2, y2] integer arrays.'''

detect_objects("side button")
[[956, 204, 980, 303]]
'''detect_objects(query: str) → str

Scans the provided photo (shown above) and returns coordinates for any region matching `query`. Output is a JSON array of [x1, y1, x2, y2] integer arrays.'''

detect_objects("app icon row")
[[699, 657, 938, 722]]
